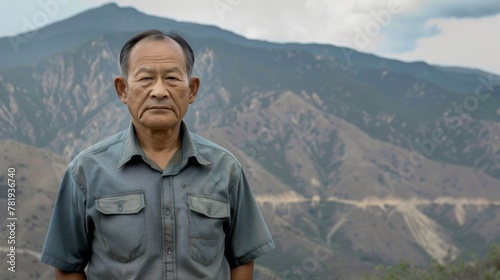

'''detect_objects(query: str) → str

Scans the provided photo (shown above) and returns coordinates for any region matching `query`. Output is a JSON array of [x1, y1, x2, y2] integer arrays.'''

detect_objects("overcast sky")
[[2, 0, 500, 75]]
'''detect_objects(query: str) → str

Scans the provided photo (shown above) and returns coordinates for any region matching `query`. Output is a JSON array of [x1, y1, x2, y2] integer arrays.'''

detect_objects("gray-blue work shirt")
[[41, 121, 274, 279]]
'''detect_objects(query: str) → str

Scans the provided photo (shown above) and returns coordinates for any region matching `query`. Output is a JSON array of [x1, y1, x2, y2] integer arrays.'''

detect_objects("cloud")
[[377, 0, 500, 53], [426, 0, 500, 19], [381, 14, 500, 75]]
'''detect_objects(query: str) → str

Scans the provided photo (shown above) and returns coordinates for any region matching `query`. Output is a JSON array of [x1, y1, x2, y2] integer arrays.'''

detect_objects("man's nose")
[[150, 80, 169, 99]]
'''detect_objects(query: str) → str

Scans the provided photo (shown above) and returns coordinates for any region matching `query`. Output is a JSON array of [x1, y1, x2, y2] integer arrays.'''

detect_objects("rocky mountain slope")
[[0, 3, 499, 279]]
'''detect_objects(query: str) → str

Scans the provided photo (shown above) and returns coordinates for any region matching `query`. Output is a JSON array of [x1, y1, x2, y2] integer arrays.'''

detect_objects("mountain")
[[1, 3, 500, 279]]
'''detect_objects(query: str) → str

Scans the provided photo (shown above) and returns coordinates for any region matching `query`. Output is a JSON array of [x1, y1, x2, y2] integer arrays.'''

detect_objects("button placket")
[[162, 176, 175, 277]]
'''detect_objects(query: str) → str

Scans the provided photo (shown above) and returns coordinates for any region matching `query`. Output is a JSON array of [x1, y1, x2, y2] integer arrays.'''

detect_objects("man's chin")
[[139, 119, 180, 131]]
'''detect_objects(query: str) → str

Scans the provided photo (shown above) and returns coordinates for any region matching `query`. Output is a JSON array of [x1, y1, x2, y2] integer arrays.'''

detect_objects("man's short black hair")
[[119, 29, 195, 78]]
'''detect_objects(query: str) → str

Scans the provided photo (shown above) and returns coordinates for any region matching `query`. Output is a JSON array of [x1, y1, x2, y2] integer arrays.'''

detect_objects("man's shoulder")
[[190, 132, 241, 167], [68, 130, 126, 169]]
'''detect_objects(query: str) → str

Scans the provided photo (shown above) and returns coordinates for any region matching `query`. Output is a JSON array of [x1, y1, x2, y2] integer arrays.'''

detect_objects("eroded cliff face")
[[256, 192, 500, 264], [0, 37, 126, 157]]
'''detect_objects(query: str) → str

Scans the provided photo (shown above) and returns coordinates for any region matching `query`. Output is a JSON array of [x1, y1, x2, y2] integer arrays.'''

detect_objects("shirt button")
[[167, 247, 172, 255], [207, 208, 211, 215], [117, 205, 123, 212], [164, 208, 171, 216]]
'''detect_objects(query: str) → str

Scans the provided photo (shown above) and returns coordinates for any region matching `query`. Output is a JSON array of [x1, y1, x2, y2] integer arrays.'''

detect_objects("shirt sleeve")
[[40, 169, 91, 271], [224, 168, 275, 267]]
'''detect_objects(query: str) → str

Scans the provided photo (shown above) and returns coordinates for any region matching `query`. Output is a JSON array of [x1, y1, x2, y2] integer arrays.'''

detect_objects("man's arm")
[[230, 260, 254, 280], [55, 268, 86, 280]]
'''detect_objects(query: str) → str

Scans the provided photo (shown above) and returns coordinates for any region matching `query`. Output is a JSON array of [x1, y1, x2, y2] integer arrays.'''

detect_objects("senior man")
[[41, 30, 274, 279]]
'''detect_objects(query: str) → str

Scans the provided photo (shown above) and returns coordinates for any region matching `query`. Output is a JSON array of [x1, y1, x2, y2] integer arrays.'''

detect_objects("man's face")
[[115, 38, 199, 132]]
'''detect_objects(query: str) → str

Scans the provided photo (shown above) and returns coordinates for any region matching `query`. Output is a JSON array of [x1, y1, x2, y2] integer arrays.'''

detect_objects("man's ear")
[[188, 76, 200, 104], [114, 76, 128, 104]]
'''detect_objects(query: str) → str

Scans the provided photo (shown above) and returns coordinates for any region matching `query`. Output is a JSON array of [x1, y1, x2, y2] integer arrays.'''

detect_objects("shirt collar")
[[118, 121, 212, 168]]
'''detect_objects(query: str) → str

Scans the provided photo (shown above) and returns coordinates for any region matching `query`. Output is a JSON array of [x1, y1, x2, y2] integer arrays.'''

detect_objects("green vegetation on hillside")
[[367, 243, 500, 280]]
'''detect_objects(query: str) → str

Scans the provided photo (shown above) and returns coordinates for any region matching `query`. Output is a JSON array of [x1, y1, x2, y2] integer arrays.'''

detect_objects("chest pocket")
[[187, 194, 229, 265], [96, 191, 146, 262]]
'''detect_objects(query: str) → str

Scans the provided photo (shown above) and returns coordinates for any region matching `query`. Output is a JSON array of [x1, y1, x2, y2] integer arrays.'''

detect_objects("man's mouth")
[[147, 106, 172, 111]]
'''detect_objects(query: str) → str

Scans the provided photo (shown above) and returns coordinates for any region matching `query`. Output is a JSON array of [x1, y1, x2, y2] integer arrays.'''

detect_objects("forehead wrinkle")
[[132, 67, 184, 78], [132, 57, 185, 76], [128, 38, 188, 74]]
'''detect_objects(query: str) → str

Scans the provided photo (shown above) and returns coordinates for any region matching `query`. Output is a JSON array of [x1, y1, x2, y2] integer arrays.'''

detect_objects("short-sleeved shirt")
[[41, 121, 274, 279]]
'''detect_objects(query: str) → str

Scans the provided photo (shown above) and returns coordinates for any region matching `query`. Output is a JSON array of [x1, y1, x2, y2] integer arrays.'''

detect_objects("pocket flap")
[[188, 195, 229, 218], [96, 192, 145, 215]]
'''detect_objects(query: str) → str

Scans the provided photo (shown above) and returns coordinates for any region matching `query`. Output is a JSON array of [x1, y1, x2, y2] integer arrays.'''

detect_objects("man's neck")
[[134, 123, 182, 170]]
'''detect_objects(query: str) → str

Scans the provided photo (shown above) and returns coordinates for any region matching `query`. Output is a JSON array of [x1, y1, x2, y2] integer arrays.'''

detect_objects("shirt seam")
[[72, 133, 124, 167], [227, 166, 242, 195]]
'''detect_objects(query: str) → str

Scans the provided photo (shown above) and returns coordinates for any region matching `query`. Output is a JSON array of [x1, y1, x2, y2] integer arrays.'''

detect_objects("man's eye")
[[140, 77, 152, 81], [166, 77, 179, 81]]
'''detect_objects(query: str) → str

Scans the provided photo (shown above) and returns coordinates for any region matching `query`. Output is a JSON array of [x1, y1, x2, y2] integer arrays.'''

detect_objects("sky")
[[1, 0, 500, 75]]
